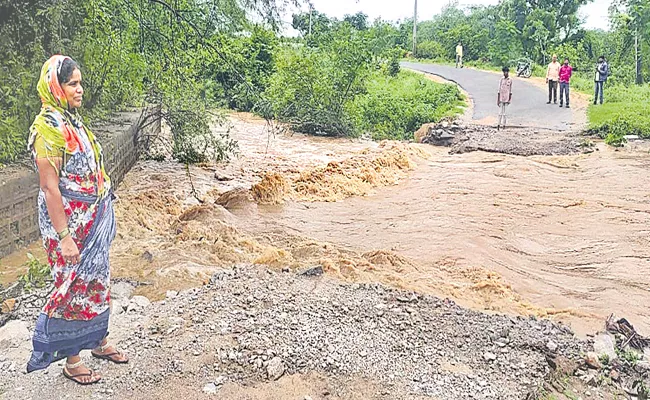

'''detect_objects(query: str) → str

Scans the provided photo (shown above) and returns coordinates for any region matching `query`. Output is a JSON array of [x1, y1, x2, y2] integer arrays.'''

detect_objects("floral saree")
[[26, 55, 116, 372]]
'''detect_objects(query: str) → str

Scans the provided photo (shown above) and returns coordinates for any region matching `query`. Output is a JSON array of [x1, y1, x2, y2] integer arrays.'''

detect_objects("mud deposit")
[[2, 114, 649, 337]]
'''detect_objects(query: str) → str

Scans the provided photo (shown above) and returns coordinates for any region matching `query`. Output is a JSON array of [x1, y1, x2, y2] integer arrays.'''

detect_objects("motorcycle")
[[515, 58, 532, 78]]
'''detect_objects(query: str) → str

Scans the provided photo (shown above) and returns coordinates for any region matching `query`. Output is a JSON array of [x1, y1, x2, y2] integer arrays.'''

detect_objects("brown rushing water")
[[251, 145, 650, 335], [2, 114, 649, 336]]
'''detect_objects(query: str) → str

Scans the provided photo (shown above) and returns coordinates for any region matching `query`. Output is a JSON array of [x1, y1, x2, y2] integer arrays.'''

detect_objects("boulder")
[[593, 332, 617, 362], [111, 282, 136, 302], [267, 357, 286, 381], [1, 299, 16, 314], [127, 295, 151, 313]]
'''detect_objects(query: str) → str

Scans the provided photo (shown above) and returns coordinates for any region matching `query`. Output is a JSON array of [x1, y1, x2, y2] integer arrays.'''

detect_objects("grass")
[[588, 101, 650, 145], [347, 69, 465, 140], [617, 348, 643, 365]]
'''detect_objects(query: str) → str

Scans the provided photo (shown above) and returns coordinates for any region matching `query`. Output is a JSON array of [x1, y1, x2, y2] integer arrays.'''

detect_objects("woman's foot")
[[91, 341, 129, 364], [63, 358, 101, 385]]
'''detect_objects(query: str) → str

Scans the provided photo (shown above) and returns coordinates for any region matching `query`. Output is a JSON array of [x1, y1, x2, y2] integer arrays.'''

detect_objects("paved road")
[[402, 62, 580, 131]]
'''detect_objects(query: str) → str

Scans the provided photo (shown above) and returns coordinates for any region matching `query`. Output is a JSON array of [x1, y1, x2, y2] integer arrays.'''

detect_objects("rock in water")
[[267, 357, 286, 381], [214, 172, 234, 181]]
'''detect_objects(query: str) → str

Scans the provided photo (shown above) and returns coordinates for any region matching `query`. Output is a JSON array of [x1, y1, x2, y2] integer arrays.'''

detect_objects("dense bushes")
[[264, 25, 373, 136], [264, 24, 463, 140], [347, 72, 463, 140], [2, 3, 465, 166], [0, 0, 288, 166]]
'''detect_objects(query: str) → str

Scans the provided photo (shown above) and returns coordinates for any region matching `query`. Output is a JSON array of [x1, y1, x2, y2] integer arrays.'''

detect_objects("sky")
[[285, 0, 612, 31]]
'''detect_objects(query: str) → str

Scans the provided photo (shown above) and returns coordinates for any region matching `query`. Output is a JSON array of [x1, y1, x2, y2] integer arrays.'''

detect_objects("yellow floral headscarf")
[[28, 55, 110, 195]]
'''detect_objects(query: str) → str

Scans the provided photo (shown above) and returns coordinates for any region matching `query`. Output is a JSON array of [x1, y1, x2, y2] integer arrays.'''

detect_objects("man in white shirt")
[[455, 42, 463, 68], [546, 54, 560, 104]]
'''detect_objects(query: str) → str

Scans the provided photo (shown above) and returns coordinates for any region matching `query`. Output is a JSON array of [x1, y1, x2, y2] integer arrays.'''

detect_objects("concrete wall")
[[0, 108, 160, 258]]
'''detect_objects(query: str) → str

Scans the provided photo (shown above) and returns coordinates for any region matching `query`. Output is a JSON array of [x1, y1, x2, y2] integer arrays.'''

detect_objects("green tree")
[[0, 0, 295, 165], [344, 12, 369, 31], [489, 20, 524, 65], [265, 23, 372, 135]]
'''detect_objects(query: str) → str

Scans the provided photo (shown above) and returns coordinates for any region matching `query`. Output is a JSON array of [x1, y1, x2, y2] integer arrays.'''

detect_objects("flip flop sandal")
[[91, 343, 129, 364], [63, 362, 101, 385]]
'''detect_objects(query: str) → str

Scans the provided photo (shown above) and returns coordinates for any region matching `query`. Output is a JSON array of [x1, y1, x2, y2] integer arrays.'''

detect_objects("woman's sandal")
[[91, 343, 129, 364], [63, 360, 101, 385]]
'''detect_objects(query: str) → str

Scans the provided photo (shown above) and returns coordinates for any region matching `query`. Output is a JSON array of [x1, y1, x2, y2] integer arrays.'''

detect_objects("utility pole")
[[412, 0, 418, 56], [636, 27, 643, 84], [308, 3, 313, 36]]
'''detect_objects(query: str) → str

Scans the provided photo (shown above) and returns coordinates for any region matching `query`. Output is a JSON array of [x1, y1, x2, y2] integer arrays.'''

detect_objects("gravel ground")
[[421, 122, 591, 156], [0, 265, 602, 400]]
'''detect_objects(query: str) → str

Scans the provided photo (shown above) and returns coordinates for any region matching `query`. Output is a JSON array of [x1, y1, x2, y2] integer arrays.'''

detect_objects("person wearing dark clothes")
[[594, 56, 609, 105]]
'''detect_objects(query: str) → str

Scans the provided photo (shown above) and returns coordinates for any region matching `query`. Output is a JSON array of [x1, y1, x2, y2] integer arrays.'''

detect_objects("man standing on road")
[[546, 54, 560, 104], [456, 42, 463, 68], [497, 66, 512, 130], [559, 58, 573, 108], [594, 55, 609, 105]]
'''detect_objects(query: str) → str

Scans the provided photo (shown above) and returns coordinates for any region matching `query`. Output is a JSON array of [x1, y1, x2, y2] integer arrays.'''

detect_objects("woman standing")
[[26, 55, 128, 384]]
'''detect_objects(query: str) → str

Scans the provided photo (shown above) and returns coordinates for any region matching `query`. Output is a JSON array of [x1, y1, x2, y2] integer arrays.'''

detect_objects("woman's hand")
[[60, 235, 81, 265]]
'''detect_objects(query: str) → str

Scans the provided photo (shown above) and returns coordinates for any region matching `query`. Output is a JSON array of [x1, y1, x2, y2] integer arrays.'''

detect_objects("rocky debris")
[[606, 314, 650, 350], [127, 295, 151, 313], [142, 250, 154, 263], [203, 382, 219, 394], [0, 265, 646, 400], [419, 121, 464, 147], [419, 122, 585, 156], [111, 281, 136, 302], [563, 316, 650, 399], [0, 282, 23, 302], [585, 352, 603, 369]]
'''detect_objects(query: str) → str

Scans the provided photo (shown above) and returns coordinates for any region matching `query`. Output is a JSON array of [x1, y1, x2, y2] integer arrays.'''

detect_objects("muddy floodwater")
[[2, 114, 649, 337], [253, 145, 650, 335]]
